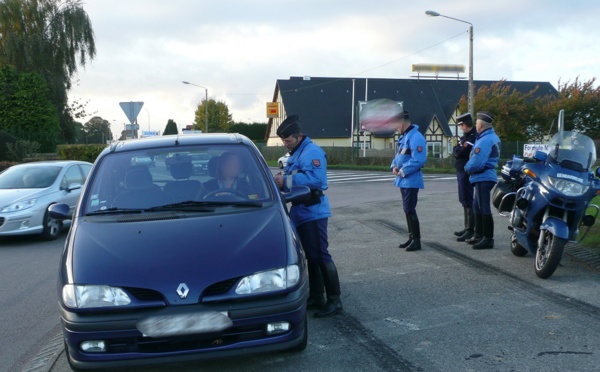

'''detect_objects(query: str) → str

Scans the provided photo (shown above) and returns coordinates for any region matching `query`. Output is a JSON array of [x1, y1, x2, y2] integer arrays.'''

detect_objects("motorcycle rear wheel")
[[510, 233, 528, 257], [535, 231, 567, 279]]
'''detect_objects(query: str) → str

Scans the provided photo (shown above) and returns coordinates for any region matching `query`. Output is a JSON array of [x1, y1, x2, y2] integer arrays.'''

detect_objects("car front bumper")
[[61, 280, 308, 370], [0, 211, 44, 236]]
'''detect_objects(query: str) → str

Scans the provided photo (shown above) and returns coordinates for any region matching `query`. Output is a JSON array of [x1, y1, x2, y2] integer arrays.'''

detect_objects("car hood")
[[0, 189, 43, 206], [68, 206, 290, 305]]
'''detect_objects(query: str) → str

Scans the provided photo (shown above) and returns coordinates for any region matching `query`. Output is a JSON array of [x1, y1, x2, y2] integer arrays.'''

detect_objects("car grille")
[[107, 324, 268, 353], [202, 278, 239, 297], [125, 287, 164, 302]]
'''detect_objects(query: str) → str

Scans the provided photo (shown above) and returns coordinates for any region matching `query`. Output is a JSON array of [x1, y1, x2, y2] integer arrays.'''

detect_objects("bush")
[[0, 131, 18, 161], [6, 140, 41, 161], [56, 144, 107, 163]]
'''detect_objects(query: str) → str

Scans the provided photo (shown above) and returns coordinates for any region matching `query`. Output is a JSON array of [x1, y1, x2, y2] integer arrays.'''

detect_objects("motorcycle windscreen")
[[546, 131, 597, 172]]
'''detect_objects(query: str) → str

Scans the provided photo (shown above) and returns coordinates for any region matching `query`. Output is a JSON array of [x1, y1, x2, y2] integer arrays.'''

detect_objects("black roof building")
[[267, 76, 558, 143]]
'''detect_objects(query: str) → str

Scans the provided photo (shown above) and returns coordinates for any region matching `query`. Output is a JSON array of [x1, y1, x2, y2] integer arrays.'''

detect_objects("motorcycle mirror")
[[596, 166, 600, 179], [533, 151, 548, 162], [558, 109, 564, 135]]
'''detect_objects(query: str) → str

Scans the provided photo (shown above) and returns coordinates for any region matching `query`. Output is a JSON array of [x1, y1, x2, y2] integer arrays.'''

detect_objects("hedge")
[[56, 144, 107, 163]]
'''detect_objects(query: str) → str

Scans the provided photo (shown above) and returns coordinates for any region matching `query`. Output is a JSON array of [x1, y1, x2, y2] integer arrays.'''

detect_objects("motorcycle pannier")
[[492, 179, 518, 212]]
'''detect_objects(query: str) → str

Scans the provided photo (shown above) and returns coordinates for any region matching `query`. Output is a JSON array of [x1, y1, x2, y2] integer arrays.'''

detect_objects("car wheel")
[[39, 206, 63, 241], [278, 161, 284, 169], [287, 313, 308, 352]]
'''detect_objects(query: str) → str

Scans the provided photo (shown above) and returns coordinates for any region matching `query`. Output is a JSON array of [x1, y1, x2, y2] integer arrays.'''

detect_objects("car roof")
[[10, 160, 92, 168], [105, 133, 255, 154]]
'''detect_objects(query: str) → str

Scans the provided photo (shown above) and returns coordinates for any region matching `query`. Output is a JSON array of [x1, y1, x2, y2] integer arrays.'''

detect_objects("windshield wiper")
[[86, 208, 144, 215], [147, 200, 263, 211]]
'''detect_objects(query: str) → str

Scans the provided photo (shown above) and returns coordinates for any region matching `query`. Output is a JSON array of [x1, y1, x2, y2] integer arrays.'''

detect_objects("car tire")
[[287, 313, 308, 352], [39, 206, 63, 241], [278, 161, 284, 169]]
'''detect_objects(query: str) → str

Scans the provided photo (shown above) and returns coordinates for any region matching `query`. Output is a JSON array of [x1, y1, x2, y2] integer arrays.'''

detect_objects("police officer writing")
[[273, 115, 343, 318], [452, 113, 477, 242], [391, 110, 427, 251], [464, 111, 501, 249]]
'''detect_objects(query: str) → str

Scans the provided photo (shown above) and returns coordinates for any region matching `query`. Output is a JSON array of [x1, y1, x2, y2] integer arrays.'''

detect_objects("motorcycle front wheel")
[[535, 230, 567, 279]]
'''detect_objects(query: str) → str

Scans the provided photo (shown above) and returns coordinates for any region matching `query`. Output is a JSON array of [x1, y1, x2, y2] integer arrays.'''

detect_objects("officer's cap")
[[277, 114, 302, 138], [456, 113, 473, 127], [476, 111, 494, 124]]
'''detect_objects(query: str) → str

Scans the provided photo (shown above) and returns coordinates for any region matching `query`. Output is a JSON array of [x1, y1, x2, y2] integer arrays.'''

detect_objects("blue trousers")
[[400, 188, 419, 215], [473, 181, 496, 216], [457, 170, 474, 208], [296, 218, 332, 264]]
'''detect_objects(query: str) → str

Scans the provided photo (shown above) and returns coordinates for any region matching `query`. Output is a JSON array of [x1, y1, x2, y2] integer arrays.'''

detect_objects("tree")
[[229, 122, 268, 141], [0, 0, 96, 143], [163, 119, 178, 135], [0, 65, 60, 151], [549, 78, 600, 138], [83, 116, 112, 144], [194, 98, 233, 133]]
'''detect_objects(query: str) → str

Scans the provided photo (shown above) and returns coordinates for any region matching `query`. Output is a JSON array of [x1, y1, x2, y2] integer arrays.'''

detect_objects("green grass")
[[581, 195, 600, 251]]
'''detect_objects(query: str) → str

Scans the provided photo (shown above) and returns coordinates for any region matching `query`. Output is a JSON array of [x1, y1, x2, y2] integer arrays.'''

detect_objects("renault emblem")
[[176, 283, 189, 299]]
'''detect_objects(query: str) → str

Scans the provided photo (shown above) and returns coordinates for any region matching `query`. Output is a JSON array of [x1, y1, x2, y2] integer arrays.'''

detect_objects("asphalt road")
[[4, 169, 600, 371]]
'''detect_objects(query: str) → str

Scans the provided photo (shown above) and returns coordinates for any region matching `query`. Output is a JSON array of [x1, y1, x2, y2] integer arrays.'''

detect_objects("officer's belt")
[[292, 189, 324, 207]]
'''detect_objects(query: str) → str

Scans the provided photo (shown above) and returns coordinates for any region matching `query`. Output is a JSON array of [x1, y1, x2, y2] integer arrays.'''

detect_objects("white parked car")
[[278, 152, 290, 169], [0, 161, 93, 240]]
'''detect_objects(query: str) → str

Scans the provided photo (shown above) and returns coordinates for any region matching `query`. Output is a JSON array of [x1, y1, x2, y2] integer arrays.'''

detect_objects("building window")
[[427, 142, 442, 158]]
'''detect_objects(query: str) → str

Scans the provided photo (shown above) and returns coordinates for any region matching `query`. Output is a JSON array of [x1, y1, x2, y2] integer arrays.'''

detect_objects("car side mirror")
[[49, 203, 71, 220], [533, 150, 547, 162], [596, 166, 600, 179], [283, 186, 311, 204]]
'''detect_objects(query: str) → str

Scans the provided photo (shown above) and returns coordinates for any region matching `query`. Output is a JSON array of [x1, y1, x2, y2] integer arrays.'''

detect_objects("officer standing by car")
[[452, 113, 477, 242], [391, 111, 427, 251], [274, 114, 343, 318], [464, 111, 501, 250]]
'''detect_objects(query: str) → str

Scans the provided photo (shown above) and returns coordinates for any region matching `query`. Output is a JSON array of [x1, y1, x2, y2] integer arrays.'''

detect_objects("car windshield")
[[0, 165, 61, 189], [546, 131, 597, 172], [83, 145, 274, 214]]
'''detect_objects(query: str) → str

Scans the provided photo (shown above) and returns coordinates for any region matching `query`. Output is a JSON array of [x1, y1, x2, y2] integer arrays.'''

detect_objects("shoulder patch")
[[474, 147, 481, 154], [417, 146, 423, 153], [312, 159, 321, 167]]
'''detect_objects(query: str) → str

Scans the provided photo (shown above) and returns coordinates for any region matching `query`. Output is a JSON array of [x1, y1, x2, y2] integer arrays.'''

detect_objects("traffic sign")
[[119, 101, 144, 124]]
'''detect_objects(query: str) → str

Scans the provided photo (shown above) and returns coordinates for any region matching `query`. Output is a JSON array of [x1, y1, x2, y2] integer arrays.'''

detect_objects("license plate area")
[[137, 311, 232, 338]]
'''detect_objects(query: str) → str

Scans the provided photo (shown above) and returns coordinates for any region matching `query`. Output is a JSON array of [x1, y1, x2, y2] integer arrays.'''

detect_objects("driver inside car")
[[200, 152, 251, 198]]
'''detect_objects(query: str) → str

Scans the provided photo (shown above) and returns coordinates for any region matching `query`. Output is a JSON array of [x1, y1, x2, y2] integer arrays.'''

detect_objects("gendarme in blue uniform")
[[283, 136, 331, 226], [465, 127, 501, 183], [391, 124, 427, 189]]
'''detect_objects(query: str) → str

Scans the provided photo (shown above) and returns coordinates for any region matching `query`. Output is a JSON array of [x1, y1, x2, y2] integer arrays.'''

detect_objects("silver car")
[[0, 161, 92, 240]]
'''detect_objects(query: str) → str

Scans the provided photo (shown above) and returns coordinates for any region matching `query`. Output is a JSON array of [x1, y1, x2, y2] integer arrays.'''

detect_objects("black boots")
[[405, 214, 421, 251], [457, 207, 474, 242], [306, 262, 325, 310], [454, 207, 469, 236], [314, 262, 343, 318], [473, 214, 494, 249], [399, 214, 413, 248], [465, 213, 483, 245]]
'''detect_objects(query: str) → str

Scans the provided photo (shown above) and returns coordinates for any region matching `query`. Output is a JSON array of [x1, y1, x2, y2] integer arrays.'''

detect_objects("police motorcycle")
[[493, 110, 600, 279]]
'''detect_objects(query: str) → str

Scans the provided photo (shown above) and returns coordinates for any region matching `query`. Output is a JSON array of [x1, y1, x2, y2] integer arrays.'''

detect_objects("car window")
[[61, 165, 85, 190], [83, 145, 273, 213], [0, 165, 61, 189]]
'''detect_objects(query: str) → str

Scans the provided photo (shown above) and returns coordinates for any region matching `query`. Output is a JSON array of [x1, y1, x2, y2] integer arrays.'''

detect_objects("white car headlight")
[[548, 176, 588, 197], [62, 284, 131, 309], [1, 198, 37, 212], [235, 265, 300, 295]]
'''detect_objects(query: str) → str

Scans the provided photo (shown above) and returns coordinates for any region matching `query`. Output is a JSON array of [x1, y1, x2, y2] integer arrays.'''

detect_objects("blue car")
[[50, 134, 311, 370]]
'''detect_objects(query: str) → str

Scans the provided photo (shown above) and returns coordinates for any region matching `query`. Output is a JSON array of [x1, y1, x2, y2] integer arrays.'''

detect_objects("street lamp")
[[182, 81, 209, 133], [426, 10, 474, 119]]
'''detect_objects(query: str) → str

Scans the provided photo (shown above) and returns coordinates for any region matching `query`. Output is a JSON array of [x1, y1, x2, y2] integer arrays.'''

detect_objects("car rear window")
[[83, 145, 273, 213]]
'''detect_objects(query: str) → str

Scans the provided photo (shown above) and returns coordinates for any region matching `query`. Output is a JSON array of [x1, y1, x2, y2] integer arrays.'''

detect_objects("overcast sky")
[[70, 0, 600, 138]]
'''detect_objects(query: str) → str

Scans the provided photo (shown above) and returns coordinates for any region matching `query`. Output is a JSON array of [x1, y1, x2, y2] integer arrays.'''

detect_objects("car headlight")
[[1, 198, 37, 212], [235, 265, 300, 295], [62, 284, 131, 309], [548, 176, 588, 196]]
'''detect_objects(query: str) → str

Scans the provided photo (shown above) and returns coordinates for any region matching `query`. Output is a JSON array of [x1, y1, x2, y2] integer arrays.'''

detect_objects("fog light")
[[582, 215, 596, 227], [80, 340, 107, 353], [19, 220, 29, 229], [266, 322, 290, 335]]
